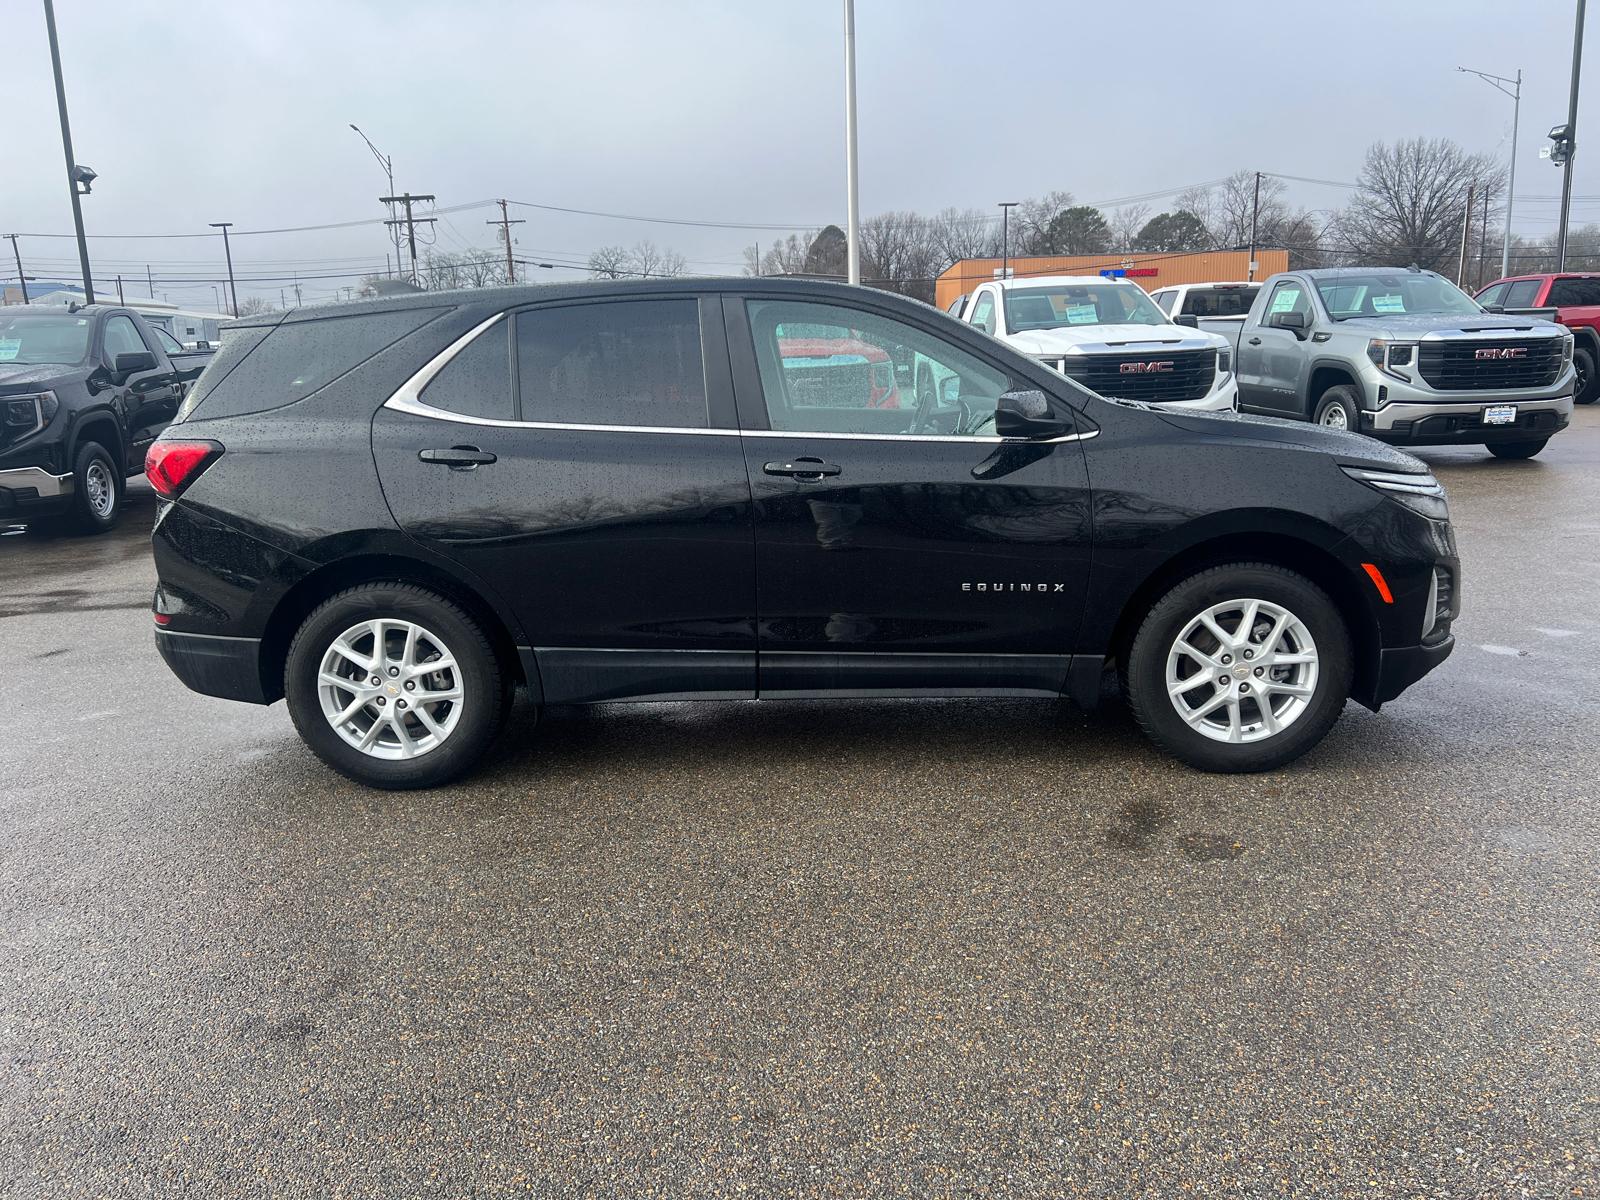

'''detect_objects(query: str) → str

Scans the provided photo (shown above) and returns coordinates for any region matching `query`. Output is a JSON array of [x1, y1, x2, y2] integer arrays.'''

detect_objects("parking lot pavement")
[[2, 415, 1598, 1199]]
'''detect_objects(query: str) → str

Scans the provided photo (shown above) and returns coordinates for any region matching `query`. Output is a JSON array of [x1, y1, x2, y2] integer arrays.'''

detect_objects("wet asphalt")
[[2, 411, 1597, 1199]]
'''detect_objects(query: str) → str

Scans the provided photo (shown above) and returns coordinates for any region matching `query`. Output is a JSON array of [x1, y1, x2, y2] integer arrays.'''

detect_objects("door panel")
[[372, 297, 757, 703], [729, 295, 1093, 696]]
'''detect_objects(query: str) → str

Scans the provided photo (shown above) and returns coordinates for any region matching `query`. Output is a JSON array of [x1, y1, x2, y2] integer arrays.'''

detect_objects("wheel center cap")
[[1234, 665, 1250, 678]]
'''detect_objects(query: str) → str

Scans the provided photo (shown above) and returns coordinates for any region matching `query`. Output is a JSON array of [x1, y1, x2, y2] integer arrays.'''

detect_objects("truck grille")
[[1059, 349, 1216, 403], [1416, 338, 1563, 391]]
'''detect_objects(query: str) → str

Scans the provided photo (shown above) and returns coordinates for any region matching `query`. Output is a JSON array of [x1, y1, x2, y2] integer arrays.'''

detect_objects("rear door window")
[[187, 307, 446, 421], [1183, 287, 1259, 317], [515, 300, 706, 428], [421, 321, 513, 420]]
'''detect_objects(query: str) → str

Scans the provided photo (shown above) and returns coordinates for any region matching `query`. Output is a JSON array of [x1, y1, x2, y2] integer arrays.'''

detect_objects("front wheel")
[[1312, 385, 1360, 431], [1125, 564, 1353, 773], [1573, 346, 1598, 404], [70, 441, 121, 533], [285, 583, 507, 790], [1486, 438, 1549, 460]]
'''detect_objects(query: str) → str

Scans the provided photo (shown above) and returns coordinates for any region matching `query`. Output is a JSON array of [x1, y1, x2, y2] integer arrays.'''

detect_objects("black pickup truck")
[[0, 304, 215, 531]]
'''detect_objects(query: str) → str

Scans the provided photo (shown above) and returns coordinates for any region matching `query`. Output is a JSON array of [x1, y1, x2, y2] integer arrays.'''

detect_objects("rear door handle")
[[1247, 337, 1262, 345], [764, 459, 841, 477], [419, 446, 497, 468]]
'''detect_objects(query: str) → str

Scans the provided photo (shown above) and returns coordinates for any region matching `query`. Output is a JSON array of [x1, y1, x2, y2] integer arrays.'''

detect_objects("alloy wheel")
[[1165, 597, 1320, 743], [318, 618, 464, 759]]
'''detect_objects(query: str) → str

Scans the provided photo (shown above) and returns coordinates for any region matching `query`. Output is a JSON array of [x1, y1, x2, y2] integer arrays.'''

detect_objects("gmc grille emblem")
[[1476, 347, 1527, 359], [1120, 361, 1174, 374]]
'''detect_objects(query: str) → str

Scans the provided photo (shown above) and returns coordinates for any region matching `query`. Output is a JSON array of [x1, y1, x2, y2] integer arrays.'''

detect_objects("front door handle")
[[419, 446, 497, 468], [1247, 337, 1262, 345], [764, 459, 841, 478]]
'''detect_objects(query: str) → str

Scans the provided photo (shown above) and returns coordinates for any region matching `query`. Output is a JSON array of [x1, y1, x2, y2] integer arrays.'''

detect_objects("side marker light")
[[1361, 563, 1394, 603]]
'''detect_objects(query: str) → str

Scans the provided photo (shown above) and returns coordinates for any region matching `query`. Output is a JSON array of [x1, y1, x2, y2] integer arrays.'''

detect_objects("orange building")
[[934, 249, 1289, 311]]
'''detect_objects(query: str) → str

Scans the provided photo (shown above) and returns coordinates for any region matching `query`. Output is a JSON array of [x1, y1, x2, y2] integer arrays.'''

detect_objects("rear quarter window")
[[186, 307, 447, 421]]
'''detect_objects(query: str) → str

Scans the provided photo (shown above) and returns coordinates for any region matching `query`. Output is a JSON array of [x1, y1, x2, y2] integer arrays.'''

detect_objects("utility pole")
[[998, 202, 1019, 280], [1247, 171, 1262, 282], [381, 192, 436, 286], [1457, 183, 1475, 285], [43, 0, 94, 305], [115, 274, 124, 305], [1557, 0, 1587, 270], [487, 199, 525, 284], [5, 235, 29, 303], [843, 0, 860, 285], [147, 264, 154, 298], [210, 222, 238, 317], [1458, 67, 1522, 279]]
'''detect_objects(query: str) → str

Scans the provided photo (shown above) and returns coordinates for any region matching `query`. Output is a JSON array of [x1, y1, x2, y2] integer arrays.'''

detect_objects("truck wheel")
[[1312, 386, 1360, 431], [1124, 563, 1352, 773], [70, 441, 121, 534], [284, 583, 508, 790], [1487, 439, 1549, 460], [1573, 347, 1599, 404]]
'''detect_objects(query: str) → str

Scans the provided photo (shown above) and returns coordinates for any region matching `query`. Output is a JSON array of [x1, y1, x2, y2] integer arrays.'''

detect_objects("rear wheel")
[[70, 441, 120, 533], [285, 583, 507, 790], [1486, 439, 1549, 460], [1125, 563, 1352, 773], [1573, 346, 1598, 404], [1312, 385, 1360, 431]]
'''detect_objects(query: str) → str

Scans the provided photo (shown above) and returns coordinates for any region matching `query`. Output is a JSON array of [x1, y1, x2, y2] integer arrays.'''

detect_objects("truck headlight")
[[1366, 340, 1415, 381], [1217, 348, 1232, 375]]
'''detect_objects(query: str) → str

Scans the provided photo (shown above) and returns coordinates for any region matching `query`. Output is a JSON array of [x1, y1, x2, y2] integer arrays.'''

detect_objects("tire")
[[1573, 346, 1598, 404], [1124, 563, 1353, 773], [70, 441, 120, 534], [284, 583, 507, 790], [1486, 438, 1549, 460], [1312, 385, 1360, 431]]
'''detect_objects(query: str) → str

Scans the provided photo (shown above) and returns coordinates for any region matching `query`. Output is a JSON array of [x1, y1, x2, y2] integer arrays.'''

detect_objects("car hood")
[[1006, 324, 1226, 353], [1334, 313, 1564, 338], [0, 362, 81, 391], [1151, 405, 1428, 472]]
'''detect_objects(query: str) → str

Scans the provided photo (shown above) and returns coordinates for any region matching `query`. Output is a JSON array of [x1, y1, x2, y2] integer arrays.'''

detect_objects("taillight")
[[145, 439, 223, 498]]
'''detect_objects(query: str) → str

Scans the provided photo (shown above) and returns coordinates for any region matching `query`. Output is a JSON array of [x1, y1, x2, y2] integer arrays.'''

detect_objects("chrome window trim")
[[748, 427, 1097, 445]]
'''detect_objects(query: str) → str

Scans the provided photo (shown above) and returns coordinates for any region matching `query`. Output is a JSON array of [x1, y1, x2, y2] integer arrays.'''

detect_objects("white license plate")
[[1482, 405, 1518, 425]]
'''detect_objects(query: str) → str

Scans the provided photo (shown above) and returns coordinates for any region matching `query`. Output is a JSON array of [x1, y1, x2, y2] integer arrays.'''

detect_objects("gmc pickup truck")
[[1474, 272, 1600, 406], [0, 304, 214, 531], [1227, 267, 1574, 459]]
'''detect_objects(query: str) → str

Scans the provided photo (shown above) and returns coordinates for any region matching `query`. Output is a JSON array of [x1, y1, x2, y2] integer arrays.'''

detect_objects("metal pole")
[[1248, 171, 1262, 281], [210, 223, 238, 317], [147, 264, 154, 298], [1506, 71, 1521, 278], [1457, 183, 1474, 284], [1558, 0, 1587, 270], [843, 0, 860, 285], [43, 0, 93, 305], [998, 202, 1018, 280], [116, 274, 123, 305], [6, 235, 28, 303]]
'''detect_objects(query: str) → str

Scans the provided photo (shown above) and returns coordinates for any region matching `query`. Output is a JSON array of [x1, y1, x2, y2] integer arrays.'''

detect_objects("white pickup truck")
[[959, 275, 1238, 410]]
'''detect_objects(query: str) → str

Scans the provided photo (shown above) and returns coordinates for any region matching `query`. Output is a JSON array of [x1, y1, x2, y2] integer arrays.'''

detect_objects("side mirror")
[[1173, 314, 1199, 328], [938, 376, 961, 403], [1268, 311, 1306, 330], [114, 350, 157, 375], [994, 389, 1071, 440], [1482, 303, 1506, 314]]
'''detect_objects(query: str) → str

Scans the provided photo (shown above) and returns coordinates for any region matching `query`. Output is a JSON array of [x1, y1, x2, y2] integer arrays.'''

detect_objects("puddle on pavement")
[[1107, 798, 1174, 849]]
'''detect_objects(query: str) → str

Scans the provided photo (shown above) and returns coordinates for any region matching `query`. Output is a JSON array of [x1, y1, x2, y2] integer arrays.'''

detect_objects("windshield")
[[1313, 274, 1482, 320], [1003, 283, 1169, 331], [0, 312, 93, 365]]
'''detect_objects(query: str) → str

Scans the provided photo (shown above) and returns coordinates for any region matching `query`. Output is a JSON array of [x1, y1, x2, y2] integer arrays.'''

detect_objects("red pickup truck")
[[1474, 273, 1600, 405]]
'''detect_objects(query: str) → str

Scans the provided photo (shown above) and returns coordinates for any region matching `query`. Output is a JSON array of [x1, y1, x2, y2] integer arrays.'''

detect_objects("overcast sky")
[[5, 0, 1593, 309]]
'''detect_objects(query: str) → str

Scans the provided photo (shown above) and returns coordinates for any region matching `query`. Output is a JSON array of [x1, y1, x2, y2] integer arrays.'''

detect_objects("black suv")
[[0, 304, 213, 531], [148, 280, 1458, 787]]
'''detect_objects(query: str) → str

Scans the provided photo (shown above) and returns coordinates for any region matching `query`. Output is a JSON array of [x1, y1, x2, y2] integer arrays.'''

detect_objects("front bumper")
[[155, 628, 270, 704], [1154, 375, 1237, 413], [1372, 637, 1454, 706], [1361, 393, 1573, 444], [0, 465, 74, 517]]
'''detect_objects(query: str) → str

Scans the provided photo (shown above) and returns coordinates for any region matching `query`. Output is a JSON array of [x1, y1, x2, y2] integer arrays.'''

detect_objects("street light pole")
[[6, 234, 29, 304], [1557, 0, 1587, 271], [1459, 66, 1523, 279], [210, 223, 238, 317], [42, 0, 94, 305], [843, 0, 860, 286], [998, 202, 1019, 280], [350, 124, 404, 280]]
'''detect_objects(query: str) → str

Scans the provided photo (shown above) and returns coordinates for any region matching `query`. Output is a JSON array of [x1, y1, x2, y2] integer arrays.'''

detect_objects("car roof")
[[1298, 267, 1444, 279], [991, 275, 1144, 289]]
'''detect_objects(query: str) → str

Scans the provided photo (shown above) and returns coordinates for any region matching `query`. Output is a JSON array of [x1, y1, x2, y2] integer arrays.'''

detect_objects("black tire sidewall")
[[71, 441, 120, 533], [1126, 564, 1353, 773], [1313, 385, 1359, 430], [1574, 347, 1598, 404], [285, 584, 503, 789], [1486, 439, 1548, 459]]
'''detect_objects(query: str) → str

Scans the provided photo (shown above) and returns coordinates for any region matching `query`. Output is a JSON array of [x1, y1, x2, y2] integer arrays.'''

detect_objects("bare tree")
[[1012, 190, 1077, 255], [745, 233, 814, 276], [588, 241, 687, 279], [1329, 138, 1506, 273], [587, 245, 632, 280], [234, 296, 276, 317], [1109, 204, 1152, 251], [930, 207, 998, 263]]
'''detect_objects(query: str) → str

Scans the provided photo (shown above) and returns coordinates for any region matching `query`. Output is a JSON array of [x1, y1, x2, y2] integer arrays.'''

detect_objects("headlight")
[[1563, 335, 1575, 364], [1366, 340, 1415, 381], [1217, 348, 1232, 375], [1, 391, 57, 441], [1341, 466, 1449, 521]]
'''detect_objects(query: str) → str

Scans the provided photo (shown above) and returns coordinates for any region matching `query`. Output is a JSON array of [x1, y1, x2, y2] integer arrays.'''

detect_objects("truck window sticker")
[[1269, 287, 1302, 313], [1064, 304, 1099, 324], [1372, 294, 1406, 313], [0, 339, 20, 361]]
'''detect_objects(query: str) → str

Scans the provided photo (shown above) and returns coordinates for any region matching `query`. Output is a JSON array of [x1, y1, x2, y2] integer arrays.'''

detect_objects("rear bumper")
[[1371, 637, 1454, 706], [155, 628, 270, 704]]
